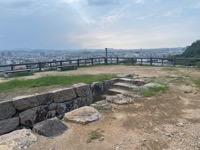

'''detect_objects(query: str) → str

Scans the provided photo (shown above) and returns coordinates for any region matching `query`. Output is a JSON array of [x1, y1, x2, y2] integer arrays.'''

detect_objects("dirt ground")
[[2, 65, 200, 150]]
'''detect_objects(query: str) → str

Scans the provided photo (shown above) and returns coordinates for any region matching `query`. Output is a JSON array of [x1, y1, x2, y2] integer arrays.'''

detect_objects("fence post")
[[91, 58, 94, 66], [38, 62, 42, 71], [161, 59, 164, 66], [150, 57, 152, 66], [117, 57, 119, 64], [141, 58, 143, 65], [173, 58, 176, 67], [10, 64, 14, 70], [77, 59, 80, 67], [131, 58, 134, 65], [105, 57, 107, 65], [50, 62, 52, 69], [60, 61, 62, 66]]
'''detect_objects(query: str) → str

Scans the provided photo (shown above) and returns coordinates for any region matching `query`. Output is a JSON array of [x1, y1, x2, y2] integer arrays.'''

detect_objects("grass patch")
[[0, 74, 115, 92], [87, 130, 104, 143], [6, 72, 33, 78], [194, 79, 200, 88], [142, 85, 167, 97]]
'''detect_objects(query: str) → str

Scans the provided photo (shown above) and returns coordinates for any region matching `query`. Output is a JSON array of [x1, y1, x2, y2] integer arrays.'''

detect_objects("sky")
[[0, 0, 200, 50]]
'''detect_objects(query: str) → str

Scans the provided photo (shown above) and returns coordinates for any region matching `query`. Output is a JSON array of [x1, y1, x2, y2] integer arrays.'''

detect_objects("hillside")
[[178, 40, 200, 58]]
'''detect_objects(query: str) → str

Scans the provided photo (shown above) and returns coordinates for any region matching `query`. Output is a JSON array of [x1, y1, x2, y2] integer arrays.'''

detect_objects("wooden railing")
[[1, 57, 200, 72]]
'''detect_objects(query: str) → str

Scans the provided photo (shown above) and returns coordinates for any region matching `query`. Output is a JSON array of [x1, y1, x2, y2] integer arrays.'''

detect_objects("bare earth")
[[2, 65, 200, 150]]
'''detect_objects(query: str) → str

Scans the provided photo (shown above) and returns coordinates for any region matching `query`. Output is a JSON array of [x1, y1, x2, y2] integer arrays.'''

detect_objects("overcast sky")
[[0, 0, 200, 49]]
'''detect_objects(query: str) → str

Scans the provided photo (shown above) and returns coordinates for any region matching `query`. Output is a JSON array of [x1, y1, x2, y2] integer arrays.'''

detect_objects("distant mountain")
[[178, 40, 200, 58]]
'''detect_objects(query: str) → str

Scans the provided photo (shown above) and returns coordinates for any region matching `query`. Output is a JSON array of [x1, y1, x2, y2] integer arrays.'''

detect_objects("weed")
[[87, 130, 104, 143], [142, 85, 167, 97]]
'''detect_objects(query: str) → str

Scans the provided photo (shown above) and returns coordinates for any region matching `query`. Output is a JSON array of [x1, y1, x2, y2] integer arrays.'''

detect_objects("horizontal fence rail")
[[0, 57, 200, 72]]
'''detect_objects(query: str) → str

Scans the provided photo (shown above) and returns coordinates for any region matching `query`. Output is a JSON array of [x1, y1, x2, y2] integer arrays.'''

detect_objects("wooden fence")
[[1, 57, 200, 72]]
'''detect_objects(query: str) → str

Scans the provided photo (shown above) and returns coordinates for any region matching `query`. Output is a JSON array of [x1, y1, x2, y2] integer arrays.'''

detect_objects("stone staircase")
[[108, 77, 147, 96]]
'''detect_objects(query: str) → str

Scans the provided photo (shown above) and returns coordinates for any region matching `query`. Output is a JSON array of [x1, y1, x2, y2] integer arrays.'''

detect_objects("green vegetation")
[[194, 79, 200, 88], [87, 130, 104, 143], [6, 72, 33, 78], [0, 74, 115, 92], [142, 85, 167, 97], [177, 40, 200, 58]]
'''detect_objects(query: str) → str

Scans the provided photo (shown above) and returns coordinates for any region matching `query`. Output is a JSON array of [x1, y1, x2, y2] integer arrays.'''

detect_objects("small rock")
[[176, 123, 184, 127], [90, 100, 112, 111], [106, 94, 134, 105]]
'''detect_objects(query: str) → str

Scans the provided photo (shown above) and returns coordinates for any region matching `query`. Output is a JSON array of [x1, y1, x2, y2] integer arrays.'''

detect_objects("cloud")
[[101, 14, 122, 23], [163, 9, 182, 17], [87, 0, 119, 6], [135, 0, 145, 4]]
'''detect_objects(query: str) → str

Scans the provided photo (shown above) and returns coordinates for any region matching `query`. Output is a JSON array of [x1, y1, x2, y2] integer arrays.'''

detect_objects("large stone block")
[[104, 79, 115, 91], [82, 94, 93, 105], [0, 117, 19, 135], [0, 100, 16, 120], [46, 110, 56, 119], [32, 117, 68, 137], [73, 83, 92, 97], [65, 98, 80, 113], [36, 92, 53, 105], [52, 88, 77, 103], [19, 106, 48, 127], [56, 103, 67, 115], [13, 95, 39, 111], [91, 81, 104, 96], [48, 103, 58, 111]]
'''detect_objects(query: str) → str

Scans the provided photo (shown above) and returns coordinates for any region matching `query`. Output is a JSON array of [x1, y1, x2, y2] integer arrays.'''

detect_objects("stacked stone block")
[[0, 78, 118, 135]]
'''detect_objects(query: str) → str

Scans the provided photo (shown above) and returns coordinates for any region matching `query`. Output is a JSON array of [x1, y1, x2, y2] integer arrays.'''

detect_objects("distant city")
[[0, 48, 185, 65]]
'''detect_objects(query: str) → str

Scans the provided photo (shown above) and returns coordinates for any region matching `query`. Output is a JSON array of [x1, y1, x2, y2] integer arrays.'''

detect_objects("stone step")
[[113, 82, 142, 92], [118, 78, 146, 86], [108, 88, 142, 98], [114, 82, 133, 90], [108, 88, 128, 94]]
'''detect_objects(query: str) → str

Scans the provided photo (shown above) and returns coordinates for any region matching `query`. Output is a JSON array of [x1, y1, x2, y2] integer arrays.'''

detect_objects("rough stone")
[[56, 103, 67, 115], [36, 92, 53, 105], [104, 79, 115, 91], [13, 95, 39, 111], [64, 106, 101, 125], [82, 94, 93, 105], [19, 105, 48, 127], [65, 99, 79, 113], [0, 100, 16, 120], [52, 88, 77, 103], [0, 117, 19, 135], [91, 100, 112, 111], [0, 129, 37, 150], [46, 110, 56, 119], [48, 103, 58, 111], [32, 117, 68, 137], [73, 83, 91, 97], [91, 81, 104, 96], [76, 97, 87, 107], [106, 94, 134, 105]]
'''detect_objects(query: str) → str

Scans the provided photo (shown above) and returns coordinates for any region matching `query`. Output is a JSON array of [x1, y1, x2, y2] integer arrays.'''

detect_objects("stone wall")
[[0, 78, 118, 135]]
